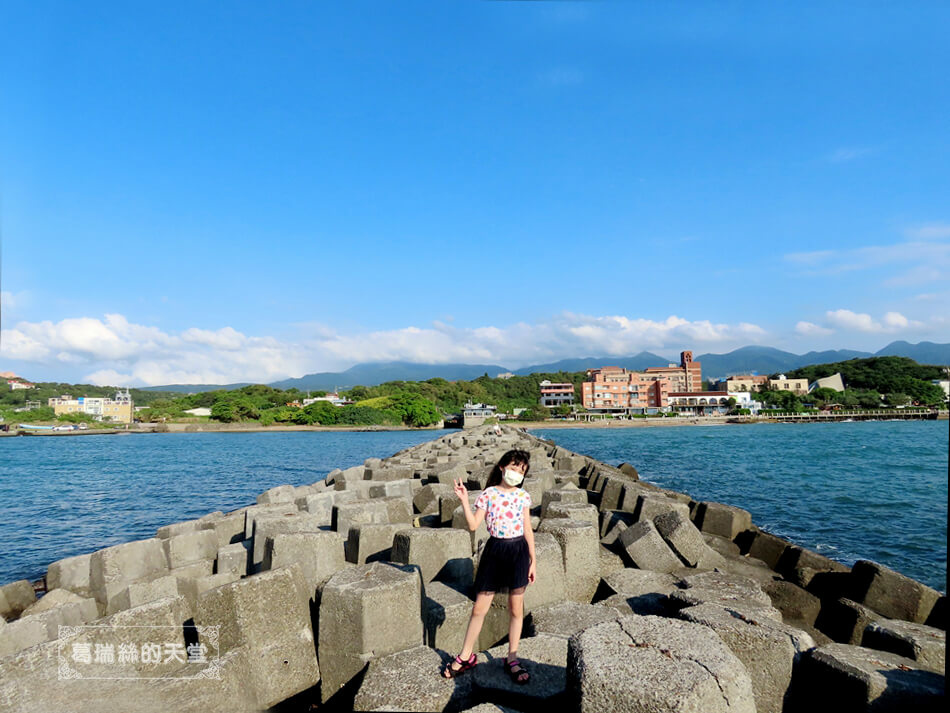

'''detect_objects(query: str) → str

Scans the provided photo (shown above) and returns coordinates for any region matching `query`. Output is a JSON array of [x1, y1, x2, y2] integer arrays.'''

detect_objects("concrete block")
[[634, 493, 691, 523], [334, 498, 390, 534], [256, 484, 297, 505], [379, 495, 414, 524], [169, 559, 215, 581], [795, 643, 944, 712], [598, 546, 626, 580], [89, 538, 169, 616], [266, 531, 347, 595], [0, 615, 50, 657], [295, 491, 336, 526], [0, 580, 36, 620], [694, 501, 752, 539], [617, 520, 682, 573], [391, 528, 474, 587], [543, 502, 599, 527], [654, 509, 710, 567], [366, 465, 414, 482], [746, 530, 790, 570], [816, 597, 886, 645], [680, 602, 816, 713], [201, 511, 247, 549], [536, 519, 600, 603], [251, 512, 326, 572], [368, 478, 414, 500], [568, 615, 756, 713], [540, 487, 588, 517], [473, 634, 569, 709], [848, 559, 941, 624], [243, 502, 297, 539], [45, 553, 93, 600], [423, 581, 473, 654], [703, 532, 742, 557], [177, 571, 240, 613], [194, 564, 319, 709], [318, 562, 424, 702], [108, 574, 180, 616], [597, 568, 678, 599], [862, 619, 945, 674], [527, 601, 620, 639], [776, 545, 850, 580], [598, 509, 635, 538], [216, 542, 249, 577], [21, 587, 98, 624], [413, 483, 453, 516], [764, 579, 822, 628], [671, 571, 776, 615], [163, 529, 218, 569], [453, 505, 490, 555], [345, 523, 405, 564], [156, 518, 203, 539], [353, 645, 475, 712]]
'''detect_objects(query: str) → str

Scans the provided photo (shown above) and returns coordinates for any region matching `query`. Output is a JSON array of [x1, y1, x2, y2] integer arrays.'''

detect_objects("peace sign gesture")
[[452, 477, 468, 500]]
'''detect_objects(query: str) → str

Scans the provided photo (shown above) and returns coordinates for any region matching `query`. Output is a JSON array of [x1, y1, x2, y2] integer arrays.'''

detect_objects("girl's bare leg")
[[506, 592, 524, 658], [445, 591, 494, 674]]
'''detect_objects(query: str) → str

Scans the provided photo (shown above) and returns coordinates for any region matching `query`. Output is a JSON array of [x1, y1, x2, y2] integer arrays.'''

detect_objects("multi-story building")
[[539, 380, 575, 409], [581, 366, 671, 413], [48, 389, 134, 423], [8, 380, 35, 390], [581, 351, 702, 413], [462, 402, 496, 428], [767, 376, 809, 394], [644, 351, 702, 393], [715, 375, 769, 392]]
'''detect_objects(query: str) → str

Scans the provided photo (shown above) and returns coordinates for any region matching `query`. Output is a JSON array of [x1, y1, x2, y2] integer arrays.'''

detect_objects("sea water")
[[0, 421, 946, 592], [533, 420, 947, 592]]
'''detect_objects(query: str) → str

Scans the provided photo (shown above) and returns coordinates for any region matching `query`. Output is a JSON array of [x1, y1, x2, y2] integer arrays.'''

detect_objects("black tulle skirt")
[[473, 535, 530, 595]]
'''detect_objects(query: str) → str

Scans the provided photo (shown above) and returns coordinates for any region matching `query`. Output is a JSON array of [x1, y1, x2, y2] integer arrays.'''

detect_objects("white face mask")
[[502, 467, 524, 487]]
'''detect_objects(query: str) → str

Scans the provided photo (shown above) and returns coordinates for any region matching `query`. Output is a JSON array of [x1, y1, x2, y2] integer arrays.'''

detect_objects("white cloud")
[[824, 309, 922, 334], [827, 147, 875, 163], [795, 321, 833, 336], [0, 311, 769, 387], [903, 223, 950, 240], [784, 229, 950, 286]]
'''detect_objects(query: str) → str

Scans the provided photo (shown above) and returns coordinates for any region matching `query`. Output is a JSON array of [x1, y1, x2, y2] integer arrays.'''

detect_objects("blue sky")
[[2, 1, 948, 385]]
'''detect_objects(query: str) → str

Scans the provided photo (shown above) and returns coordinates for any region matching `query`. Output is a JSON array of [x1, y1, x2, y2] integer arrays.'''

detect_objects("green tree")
[[885, 393, 911, 407]]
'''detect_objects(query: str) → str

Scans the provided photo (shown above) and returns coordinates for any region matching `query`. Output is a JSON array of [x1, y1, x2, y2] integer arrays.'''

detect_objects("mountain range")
[[142, 341, 950, 393]]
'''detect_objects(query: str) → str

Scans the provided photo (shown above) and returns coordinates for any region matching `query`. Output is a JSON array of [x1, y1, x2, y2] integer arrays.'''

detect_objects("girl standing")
[[441, 449, 536, 684]]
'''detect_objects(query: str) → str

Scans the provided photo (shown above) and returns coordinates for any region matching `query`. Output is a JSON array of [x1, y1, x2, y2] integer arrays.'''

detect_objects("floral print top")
[[474, 486, 532, 539]]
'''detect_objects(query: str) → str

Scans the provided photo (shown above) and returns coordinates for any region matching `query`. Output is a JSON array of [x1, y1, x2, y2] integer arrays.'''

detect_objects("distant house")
[[302, 392, 351, 407], [495, 372, 515, 380], [184, 407, 212, 417], [933, 380, 950, 399], [8, 380, 35, 391], [539, 380, 574, 408], [462, 402, 496, 428], [767, 376, 809, 394], [715, 375, 769, 392], [667, 391, 731, 415], [809, 373, 846, 393], [48, 389, 134, 423]]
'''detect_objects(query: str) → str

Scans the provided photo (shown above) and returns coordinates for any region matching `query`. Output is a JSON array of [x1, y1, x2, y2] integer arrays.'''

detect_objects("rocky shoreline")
[[0, 424, 944, 712]]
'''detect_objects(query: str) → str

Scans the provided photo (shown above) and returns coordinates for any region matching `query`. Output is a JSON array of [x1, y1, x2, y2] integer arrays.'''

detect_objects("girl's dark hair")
[[485, 449, 531, 488]]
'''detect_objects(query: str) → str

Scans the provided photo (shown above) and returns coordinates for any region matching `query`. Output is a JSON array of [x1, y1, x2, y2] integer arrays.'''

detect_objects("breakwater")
[[0, 424, 945, 711]]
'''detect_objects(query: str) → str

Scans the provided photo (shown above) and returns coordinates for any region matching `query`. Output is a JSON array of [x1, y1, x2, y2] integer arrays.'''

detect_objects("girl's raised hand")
[[453, 478, 468, 500]]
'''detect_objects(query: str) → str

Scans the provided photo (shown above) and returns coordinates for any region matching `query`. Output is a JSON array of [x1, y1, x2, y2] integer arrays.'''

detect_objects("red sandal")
[[442, 652, 477, 678], [504, 656, 530, 684]]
